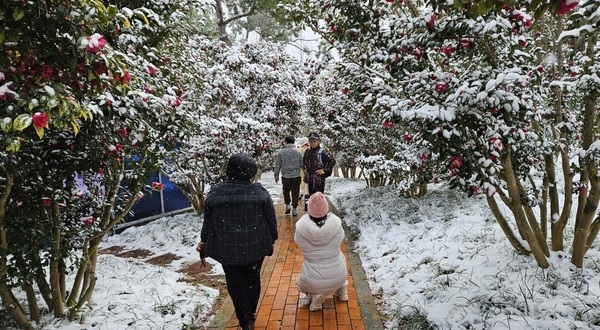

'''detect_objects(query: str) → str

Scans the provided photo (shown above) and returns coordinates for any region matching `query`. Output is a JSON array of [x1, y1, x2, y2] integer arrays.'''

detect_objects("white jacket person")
[[294, 192, 348, 311]]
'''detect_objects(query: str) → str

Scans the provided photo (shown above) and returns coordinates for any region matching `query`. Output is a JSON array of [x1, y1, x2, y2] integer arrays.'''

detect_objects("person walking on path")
[[294, 192, 348, 312], [302, 132, 336, 210], [274, 135, 303, 216], [297, 137, 310, 202], [196, 153, 278, 330]]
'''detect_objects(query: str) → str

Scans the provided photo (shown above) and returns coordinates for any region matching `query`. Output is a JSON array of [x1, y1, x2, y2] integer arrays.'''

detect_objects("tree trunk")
[[501, 150, 549, 268], [0, 174, 34, 329], [540, 175, 548, 239], [23, 283, 40, 322], [571, 88, 600, 267], [49, 200, 64, 317], [214, 0, 228, 41], [486, 195, 530, 255], [586, 215, 600, 250]]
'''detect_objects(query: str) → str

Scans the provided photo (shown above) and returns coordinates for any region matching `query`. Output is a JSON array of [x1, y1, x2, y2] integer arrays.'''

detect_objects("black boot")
[[304, 194, 310, 211], [241, 320, 255, 330]]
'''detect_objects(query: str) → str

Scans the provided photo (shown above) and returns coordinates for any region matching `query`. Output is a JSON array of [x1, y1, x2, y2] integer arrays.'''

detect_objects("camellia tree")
[[160, 34, 307, 213], [0, 0, 192, 328], [304, 63, 440, 194], [282, 0, 600, 268]]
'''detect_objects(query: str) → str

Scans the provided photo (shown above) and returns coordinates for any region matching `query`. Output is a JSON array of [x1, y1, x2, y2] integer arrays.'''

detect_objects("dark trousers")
[[307, 173, 326, 195], [222, 258, 264, 326], [305, 174, 327, 211], [282, 176, 301, 207]]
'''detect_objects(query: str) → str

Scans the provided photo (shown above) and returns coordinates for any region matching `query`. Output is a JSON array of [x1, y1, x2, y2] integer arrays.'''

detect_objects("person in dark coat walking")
[[196, 153, 278, 330], [302, 132, 336, 197]]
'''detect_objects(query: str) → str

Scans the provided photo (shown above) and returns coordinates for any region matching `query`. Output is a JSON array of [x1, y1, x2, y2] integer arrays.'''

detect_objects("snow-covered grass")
[[327, 176, 600, 330], [7, 172, 600, 329]]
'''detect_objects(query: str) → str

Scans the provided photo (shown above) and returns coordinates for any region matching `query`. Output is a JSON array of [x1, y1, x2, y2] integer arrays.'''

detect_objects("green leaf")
[[107, 5, 119, 19], [12, 8, 25, 21], [12, 114, 32, 131], [6, 139, 21, 152], [135, 12, 150, 26], [71, 120, 80, 136], [0, 118, 11, 132], [47, 98, 59, 109], [34, 125, 44, 140]]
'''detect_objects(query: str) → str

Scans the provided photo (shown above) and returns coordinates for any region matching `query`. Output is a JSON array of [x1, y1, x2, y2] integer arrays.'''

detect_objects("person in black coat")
[[302, 132, 336, 196], [196, 153, 278, 330]]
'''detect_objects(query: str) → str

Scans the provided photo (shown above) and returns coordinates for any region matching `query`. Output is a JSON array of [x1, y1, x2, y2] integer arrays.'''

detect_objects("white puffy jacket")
[[294, 212, 347, 294]]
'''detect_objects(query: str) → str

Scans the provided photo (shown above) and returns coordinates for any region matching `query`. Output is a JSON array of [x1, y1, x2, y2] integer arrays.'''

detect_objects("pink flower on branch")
[[116, 70, 131, 84], [556, 0, 579, 15], [81, 33, 108, 54], [459, 38, 471, 48]]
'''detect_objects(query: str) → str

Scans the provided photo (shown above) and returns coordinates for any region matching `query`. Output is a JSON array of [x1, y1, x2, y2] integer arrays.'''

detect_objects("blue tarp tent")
[[119, 172, 192, 229]]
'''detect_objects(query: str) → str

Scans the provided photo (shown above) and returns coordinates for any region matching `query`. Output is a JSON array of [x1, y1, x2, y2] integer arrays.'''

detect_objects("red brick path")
[[214, 203, 369, 330]]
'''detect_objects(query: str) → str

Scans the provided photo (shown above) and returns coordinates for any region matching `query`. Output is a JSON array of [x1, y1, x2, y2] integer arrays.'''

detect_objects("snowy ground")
[[15, 172, 600, 329]]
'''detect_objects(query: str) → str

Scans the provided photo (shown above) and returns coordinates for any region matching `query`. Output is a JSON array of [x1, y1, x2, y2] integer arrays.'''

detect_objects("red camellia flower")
[[83, 217, 94, 226], [83, 33, 108, 54], [40, 65, 54, 80], [346, 28, 360, 38], [116, 127, 128, 137], [116, 70, 132, 84], [556, 0, 579, 15], [435, 83, 448, 93], [459, 38, 471, 48], [151, 182, 165, 190], [402, 132, 412, 141], [32, 112, 49, 128], [382, 121, 395, 128], [449, 155, 463, 169], [441, 45, 456, 56], [413, 48, 422, 60], [426, 16, 435, 30], [489, 137, 504, 152], [146, 66, 157, 75], [41, 197, 51, 206], [171, 98, 182, 107]]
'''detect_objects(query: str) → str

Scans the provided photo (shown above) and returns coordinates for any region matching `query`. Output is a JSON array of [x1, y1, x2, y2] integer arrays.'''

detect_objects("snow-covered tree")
[[160, 35, 307, 213], [0, 0, 191, 327], [282, 0, 600, 268]]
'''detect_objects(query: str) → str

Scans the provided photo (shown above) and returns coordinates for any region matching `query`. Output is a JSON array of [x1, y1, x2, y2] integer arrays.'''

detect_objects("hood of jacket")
[[295, 213, 342, 246]]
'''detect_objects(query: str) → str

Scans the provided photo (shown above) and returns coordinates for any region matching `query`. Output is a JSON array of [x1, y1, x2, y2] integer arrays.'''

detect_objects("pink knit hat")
[[308, 192, 329, 218]]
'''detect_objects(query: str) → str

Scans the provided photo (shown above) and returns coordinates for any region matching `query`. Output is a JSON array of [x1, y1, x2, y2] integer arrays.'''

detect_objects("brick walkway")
[[208, 201, 383, 330]]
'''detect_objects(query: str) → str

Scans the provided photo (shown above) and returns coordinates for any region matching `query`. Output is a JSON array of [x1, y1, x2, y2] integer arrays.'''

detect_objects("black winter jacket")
[[303, 146, 336, 177], [200, 179, 278, 265]]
